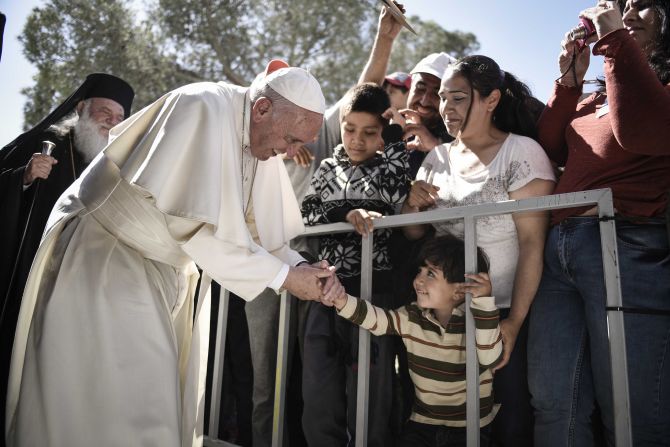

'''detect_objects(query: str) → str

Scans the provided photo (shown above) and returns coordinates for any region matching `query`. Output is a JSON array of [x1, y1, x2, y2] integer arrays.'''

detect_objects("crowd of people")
[[0, 0, 668, 446]]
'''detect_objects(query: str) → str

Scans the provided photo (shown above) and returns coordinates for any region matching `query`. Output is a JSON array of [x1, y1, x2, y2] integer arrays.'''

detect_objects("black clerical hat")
[[1, 73, 134, 153], [81, 73, 134, 118]]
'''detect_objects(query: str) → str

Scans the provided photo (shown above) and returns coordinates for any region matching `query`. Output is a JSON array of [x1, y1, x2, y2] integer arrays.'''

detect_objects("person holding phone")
[[528, 1, 670, 445]]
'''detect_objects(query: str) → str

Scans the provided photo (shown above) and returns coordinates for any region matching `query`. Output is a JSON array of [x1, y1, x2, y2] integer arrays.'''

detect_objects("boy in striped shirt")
[[322, 234, 503, 446]]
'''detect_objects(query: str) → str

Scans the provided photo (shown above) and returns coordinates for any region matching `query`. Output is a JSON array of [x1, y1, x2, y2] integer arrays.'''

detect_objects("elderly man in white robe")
[[5, 60, 337, 447]]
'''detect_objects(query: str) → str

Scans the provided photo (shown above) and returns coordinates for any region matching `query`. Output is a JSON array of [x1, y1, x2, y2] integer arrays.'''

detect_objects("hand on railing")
[[346, 209, 382, 237]]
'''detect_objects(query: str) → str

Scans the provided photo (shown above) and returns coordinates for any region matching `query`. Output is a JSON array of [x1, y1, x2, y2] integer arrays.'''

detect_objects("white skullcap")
[[410, 52, 457, 80], [259, 61, 326, 115]]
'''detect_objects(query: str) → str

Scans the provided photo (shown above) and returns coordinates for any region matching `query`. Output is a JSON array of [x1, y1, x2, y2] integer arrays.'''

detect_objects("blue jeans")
[[528, 217, 670, 446]]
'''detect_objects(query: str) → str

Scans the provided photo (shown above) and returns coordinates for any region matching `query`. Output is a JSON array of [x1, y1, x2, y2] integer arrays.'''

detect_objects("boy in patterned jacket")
[[300, 82, 410, 446]]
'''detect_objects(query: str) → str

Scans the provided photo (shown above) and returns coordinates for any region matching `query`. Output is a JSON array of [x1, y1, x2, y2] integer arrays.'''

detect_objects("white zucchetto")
[[253, 60, 326, 115]]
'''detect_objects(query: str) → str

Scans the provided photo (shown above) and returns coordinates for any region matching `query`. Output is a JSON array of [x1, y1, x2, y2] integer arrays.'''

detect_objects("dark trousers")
[[399, 420, 491, 447], [490, 308, 534, 447], [302, 275, 395, 447]]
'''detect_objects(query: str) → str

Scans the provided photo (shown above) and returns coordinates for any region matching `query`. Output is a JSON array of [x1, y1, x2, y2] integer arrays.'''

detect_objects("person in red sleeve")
[[528, 1, 670, 446]]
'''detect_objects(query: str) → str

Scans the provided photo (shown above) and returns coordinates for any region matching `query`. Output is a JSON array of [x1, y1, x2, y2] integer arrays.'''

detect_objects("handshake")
[[282, 259, 346, 305]]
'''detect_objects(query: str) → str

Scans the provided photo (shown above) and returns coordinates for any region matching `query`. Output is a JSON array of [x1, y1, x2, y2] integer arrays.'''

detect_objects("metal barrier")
[[204, 188, 632, 447]]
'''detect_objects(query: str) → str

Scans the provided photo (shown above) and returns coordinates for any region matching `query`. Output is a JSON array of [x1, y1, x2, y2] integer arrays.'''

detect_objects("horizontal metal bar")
[[303, 189, 609, 237], [203, 436, 240, 446]]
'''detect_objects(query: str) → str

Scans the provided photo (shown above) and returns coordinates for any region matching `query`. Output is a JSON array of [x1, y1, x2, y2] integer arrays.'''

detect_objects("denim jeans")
[[528, 217, 670, 446]]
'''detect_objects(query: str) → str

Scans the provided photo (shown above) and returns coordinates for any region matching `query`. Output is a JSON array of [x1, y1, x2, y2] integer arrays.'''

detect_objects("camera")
[[569, 17, 596, 50]]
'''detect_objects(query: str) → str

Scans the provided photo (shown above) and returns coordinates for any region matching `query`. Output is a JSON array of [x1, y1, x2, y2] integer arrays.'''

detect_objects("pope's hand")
[[283, 263, 335, 301]]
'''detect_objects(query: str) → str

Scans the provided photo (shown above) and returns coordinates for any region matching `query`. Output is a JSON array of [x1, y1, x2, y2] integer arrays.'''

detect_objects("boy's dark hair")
[[339, 82, 391, 125], [417, 234, 490, 283]]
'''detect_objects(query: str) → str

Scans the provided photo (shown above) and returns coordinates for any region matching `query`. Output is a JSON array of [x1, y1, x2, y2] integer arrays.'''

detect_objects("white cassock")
[[5, 82, 306, 447]]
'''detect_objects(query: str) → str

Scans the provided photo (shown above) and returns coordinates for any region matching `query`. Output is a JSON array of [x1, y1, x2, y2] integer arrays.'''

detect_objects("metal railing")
[[204, 188, 632, 447]]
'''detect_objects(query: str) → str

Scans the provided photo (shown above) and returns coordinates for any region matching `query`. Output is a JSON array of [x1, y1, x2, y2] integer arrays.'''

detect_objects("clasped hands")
[[284, 260, 346, 304]]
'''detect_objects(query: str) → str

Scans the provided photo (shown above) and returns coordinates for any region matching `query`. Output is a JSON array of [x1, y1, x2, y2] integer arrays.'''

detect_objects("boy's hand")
[[320, 272, 348, 309], [292, 145, 315, 168], [382, 107, 405, 129], [346, 209, 382, 237], [457, 273, 492, 299]]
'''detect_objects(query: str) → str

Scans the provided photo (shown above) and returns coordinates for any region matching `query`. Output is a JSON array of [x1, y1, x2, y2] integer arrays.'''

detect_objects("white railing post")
[[463, 216, 480, 446], [355, 233, 374, 447], [208, 289, 230, 439], [271, 291, 292, 447], [598, 190, 632, 447]]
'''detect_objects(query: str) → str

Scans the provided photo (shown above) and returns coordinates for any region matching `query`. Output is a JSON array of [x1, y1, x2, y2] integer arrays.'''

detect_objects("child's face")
[[340, 111, 385, 165], [384, 84, 409, 110], [413, 261, 462, 310]]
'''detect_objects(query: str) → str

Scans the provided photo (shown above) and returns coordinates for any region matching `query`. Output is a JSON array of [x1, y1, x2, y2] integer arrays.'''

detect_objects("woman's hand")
[[406, 180, 439, 210], [492, 317, 523, 373], [580, 1, 623, 40], [558, 30, 593, 87], [346, 209, 382, 236]]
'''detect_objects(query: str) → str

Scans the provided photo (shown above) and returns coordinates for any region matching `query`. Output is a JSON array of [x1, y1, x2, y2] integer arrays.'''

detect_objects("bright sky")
[[0, 0, 604, 146]]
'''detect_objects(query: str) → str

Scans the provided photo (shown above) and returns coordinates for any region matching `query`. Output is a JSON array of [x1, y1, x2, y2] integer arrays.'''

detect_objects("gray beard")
[[73, 117, 108, 163]]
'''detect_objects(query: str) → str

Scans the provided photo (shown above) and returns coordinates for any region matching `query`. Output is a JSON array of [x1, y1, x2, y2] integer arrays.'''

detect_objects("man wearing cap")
[[0, 73, 133, 447], [4, 62, 336, 447], [359, 6, 455, 177]]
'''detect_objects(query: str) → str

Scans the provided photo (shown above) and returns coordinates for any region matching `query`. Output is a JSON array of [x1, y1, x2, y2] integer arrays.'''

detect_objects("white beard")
[[73, 116, 108, 163]]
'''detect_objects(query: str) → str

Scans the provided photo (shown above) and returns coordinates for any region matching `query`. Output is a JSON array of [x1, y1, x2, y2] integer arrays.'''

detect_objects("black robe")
[[0, 128, 87, 445]]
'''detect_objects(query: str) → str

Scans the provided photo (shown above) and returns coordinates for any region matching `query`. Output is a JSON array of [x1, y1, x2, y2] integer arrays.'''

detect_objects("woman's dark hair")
[[615, 0, 670, 84], [446, 55, 539, 140], [339, 82, 391, 125], [417, 234, 490, 283]]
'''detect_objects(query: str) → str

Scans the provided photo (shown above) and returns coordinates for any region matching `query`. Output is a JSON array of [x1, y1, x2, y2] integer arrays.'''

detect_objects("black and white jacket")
[[301, 136, 410, 278]]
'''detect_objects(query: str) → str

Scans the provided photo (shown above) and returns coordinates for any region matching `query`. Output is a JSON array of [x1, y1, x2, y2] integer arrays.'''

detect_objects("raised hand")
[[378, 1, 406, 40]]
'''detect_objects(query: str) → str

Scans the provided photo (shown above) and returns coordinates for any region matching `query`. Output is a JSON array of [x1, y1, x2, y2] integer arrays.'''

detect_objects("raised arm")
[[335, 294, 405, 337], [358, 3, 404, 85]]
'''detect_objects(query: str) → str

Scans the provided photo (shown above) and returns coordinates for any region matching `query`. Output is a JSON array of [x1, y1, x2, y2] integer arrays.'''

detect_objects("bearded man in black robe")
[[0, 73, 133, 446]]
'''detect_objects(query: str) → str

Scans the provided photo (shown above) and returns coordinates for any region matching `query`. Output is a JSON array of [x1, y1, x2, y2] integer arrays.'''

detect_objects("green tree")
[[389, 17, 480, 74], [20, 0, 479, 127], [20, 0, 179, 128]]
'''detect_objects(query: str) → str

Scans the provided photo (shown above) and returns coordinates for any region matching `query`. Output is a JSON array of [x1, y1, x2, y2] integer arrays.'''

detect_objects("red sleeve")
[[594, 29, 670, 156], [537, 83, 582, 167]]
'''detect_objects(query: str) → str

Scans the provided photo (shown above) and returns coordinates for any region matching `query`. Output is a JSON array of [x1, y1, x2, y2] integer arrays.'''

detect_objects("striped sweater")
[[337, 294, 503, 427]]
